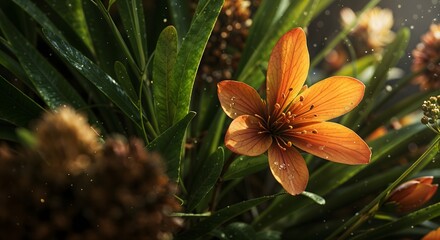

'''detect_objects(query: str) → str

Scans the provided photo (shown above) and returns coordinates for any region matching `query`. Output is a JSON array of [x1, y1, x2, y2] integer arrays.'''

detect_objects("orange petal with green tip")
[[289, 76, 365, 124], [289, 122, 371, 165], [266, 28, 309, 113], [268, 146, 308, 195], [225, 115, 272, 156], [218, 80, 265, 119]]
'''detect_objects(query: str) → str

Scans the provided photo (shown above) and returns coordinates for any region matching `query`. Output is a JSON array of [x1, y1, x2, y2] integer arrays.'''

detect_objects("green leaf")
[[82, 0, 123, 75], [0, 120, 20, 142], [256, 230, 282, 240], [43, 28, 141, 126], [351, 203, 440, 240], [224, 222, 256, 240], [223, 155, 268, 180], [334, 55, 377, 78], [187, 147, 224, 211], [153, 26, 178, 132], [176, 194, 280, 240], [167, 0, 190, 43], [147, 112, 196, 181], [44, 0, 94, 52], [0, 76, 44, 127], [0, 49, 29, 87], [351, 202, 440, 239], [11, 0, 63, 38], [114, 61, 138, 101], [0, 10, 87, 110], [300, 191, 325, 205], [170, 0, 223, 125], [108, 0, 118, 9], [117, 0, 148, 68]]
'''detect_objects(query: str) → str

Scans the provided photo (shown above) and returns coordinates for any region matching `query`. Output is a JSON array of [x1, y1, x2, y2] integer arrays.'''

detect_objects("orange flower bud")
[[422, 227, 440, 240], [387, 176, 438, 212]]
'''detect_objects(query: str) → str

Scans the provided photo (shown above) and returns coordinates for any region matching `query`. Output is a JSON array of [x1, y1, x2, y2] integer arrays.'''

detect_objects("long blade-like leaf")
[[187, 147, 224, 211], [177, 194, 280, 240], [170, 0, 223, 125], [147, 112, 196, 181], [0, 10, 87, 110], [153, 26, 178, 132], [0, 76, 44, 127], [43, 28, 141, 127]]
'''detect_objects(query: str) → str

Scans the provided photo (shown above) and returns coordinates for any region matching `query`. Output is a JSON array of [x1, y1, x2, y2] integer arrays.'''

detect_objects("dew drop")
[[274, 161, 279, 166], [279, 163, 286, 170]]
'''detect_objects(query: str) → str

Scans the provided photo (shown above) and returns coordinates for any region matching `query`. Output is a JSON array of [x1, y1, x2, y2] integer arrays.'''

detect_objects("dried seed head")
[[412, 24, 440, 91]]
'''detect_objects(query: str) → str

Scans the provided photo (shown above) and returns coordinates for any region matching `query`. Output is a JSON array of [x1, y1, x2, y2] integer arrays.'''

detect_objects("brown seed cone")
[[0, 108, 181, 240], [412, 24, 440, 90]]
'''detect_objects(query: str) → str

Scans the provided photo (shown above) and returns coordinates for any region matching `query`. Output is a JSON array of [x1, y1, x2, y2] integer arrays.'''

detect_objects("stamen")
[[275, 138, 287, 151]]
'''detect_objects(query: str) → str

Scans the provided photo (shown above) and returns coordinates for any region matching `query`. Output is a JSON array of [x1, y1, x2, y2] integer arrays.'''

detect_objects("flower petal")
[[289, 122, 371, 164], [218, 80, 265, 119], [225, 115, 272, 156], [268, 146, 308, 195], [266, 28, 309, 113], [289, 76, 365, 124]]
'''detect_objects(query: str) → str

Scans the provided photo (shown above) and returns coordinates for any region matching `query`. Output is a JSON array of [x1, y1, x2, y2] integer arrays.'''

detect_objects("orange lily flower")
[[217, 28, 371, 195]]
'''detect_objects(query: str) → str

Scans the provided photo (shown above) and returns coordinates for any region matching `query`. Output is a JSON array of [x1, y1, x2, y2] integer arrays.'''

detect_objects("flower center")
[[255, 90, 318, 151]]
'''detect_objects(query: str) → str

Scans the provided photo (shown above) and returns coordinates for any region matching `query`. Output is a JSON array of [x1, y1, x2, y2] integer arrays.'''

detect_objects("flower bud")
[[422, 227, 440, 240], [387, 176, 438, 212]]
